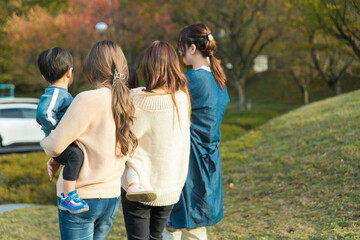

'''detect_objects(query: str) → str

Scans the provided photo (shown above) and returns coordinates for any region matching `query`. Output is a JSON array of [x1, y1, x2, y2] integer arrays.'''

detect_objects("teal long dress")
[[167, 68, 230, 229]]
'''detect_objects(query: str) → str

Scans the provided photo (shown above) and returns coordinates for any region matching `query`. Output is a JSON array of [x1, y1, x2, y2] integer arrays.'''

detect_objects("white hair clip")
[[113, 69, 126, 85], [207, 34, 214, 41]]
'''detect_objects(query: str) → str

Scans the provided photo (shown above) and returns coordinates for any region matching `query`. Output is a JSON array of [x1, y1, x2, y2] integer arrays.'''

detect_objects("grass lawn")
[[1, 92, 360, 239], [211, 90, 360, 239]]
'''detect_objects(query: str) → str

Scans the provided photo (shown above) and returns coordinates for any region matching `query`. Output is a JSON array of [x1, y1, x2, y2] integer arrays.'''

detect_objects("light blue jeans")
[[57, 196, 120, 240]]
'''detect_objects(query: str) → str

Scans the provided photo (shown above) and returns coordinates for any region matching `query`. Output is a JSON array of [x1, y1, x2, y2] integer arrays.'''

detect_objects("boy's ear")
[[66, 67, 73, 79]]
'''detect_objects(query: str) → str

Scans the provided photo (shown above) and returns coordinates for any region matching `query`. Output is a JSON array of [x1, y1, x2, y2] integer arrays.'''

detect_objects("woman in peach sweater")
[[41, 40, 137, 240]]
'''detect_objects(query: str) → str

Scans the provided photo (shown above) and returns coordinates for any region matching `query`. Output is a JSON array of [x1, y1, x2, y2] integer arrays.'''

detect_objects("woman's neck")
[[192, 55, 210, 70], [151, 87, 168, 94]]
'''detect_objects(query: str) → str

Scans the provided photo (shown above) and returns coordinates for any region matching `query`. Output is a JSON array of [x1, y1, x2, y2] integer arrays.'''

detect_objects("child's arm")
[[36, 94, 61, 132], [40, 91, 99, 157]]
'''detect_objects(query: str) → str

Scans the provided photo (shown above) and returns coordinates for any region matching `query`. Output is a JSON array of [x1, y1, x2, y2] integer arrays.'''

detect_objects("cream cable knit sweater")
[[121, 90, 191, 206], [41, 87, 127, 199]]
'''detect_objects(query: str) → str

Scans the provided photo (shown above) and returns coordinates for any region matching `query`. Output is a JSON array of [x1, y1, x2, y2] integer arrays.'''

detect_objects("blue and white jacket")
[[36, 86, 73, 136]]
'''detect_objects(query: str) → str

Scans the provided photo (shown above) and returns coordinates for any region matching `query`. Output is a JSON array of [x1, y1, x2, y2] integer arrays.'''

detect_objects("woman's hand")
[[47, 158, 60, 181]]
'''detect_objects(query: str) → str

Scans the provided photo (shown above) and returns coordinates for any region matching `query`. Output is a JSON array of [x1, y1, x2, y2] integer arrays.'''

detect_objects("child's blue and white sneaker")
[[59, 190, 89, 214]]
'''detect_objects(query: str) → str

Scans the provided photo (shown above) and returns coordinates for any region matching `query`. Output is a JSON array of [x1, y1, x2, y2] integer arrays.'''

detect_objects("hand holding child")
[[47, 158, 60, 181], [130, 87, 146, 94]]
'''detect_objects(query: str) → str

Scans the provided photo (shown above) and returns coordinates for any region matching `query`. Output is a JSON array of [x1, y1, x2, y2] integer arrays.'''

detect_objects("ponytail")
[[209, 55, 227, 90], [111, 79, 138, 157]]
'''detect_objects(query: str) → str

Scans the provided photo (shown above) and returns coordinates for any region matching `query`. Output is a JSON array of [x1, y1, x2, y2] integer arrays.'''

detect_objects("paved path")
[[0, 146, 43, 154], [0, 204, 32, 213]]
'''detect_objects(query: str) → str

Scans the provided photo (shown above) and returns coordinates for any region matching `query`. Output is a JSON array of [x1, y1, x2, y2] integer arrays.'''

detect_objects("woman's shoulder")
[[186, 68, 212, 76], [73, 87, 111, 106], [185, 69, 214, 83], [133, 91, 188, 111]]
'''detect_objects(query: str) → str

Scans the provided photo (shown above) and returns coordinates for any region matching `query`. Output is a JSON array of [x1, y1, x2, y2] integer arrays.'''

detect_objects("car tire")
[[0, 136, 3, 149]]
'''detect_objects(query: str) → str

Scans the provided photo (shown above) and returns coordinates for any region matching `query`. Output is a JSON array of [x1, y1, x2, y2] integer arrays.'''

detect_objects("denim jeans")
[[57, 196, 120, 240]]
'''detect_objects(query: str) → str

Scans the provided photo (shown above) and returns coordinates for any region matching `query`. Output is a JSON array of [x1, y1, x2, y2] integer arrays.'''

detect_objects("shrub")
[[0, 152, 58, 205]]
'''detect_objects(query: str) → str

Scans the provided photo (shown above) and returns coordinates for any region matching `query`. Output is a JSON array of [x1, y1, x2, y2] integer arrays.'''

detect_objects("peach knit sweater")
[[41, 87, 127, 199]]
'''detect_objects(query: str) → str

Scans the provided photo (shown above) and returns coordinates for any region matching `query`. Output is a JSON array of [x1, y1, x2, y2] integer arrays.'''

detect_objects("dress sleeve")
[[40, 92, 98, 157]]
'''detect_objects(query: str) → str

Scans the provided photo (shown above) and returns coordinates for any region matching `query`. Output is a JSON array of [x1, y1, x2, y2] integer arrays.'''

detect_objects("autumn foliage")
[[1, 0, 177, 95], [0, 0, 359, 105]]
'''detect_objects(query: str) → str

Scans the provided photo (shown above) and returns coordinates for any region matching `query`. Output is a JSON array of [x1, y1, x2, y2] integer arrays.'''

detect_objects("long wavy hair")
[[178, 23, 227, 90], [139, 40, 190, 123], [83, 40, 137, 157]]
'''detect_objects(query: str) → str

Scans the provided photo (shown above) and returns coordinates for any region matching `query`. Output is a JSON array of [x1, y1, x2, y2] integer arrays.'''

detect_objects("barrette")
[[113, 69, 126, 85]]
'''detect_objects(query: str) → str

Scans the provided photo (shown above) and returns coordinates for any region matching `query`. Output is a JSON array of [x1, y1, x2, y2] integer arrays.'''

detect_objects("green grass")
[[220, 103, 281, 142], [0, 152, 58, 205], [2, 91, 360, 239], [210, 90, 360, 239], [0, 205, 128, 240]]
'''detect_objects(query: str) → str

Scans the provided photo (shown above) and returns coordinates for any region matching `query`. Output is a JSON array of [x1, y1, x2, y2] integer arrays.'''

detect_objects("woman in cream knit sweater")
[[41, 40, 137, 240], [120, 41, 191, 240]]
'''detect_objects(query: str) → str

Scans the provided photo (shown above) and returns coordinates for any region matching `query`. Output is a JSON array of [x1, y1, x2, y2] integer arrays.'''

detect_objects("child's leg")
[[56, 143, 88, 214], [63, 180, 76, 196], [126, 166, 157, 202], [127, 166, 140, 187], [60, 143, 84, 196]]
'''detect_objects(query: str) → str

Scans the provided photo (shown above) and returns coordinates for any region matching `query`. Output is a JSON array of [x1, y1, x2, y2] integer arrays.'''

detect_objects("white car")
[[0, 98, 44, 148]]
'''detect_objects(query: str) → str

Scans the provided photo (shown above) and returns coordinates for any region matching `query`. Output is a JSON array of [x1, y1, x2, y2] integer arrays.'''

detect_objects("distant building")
[[254, 55, 268, 72]]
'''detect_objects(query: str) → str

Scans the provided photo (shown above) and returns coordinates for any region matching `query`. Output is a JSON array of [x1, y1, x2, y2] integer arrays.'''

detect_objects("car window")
[[22, 108, 37, 119], [0, 108, 22, 118]]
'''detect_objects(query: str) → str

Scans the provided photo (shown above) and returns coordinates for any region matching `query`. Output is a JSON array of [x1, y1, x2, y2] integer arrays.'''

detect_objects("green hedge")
[[0, 152, 58, 205]]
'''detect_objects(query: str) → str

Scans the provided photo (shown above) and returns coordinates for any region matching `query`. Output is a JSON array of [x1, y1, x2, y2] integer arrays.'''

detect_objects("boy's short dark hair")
[[38, 47, 73, 84]]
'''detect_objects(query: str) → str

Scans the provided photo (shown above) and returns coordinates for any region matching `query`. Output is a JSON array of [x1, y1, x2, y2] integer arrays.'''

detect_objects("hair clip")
[[113, 69, 126, 85], [207, 34, 214, 41]]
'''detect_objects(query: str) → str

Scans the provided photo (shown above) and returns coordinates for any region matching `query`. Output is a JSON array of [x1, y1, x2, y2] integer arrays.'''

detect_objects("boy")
[[36, 47, 89, 214]]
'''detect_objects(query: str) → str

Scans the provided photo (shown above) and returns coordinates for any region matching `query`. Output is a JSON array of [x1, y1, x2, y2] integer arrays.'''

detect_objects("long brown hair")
[[178, 23, 227, 90], [83, 40, 137, 157], [139, 40, 190, 123]]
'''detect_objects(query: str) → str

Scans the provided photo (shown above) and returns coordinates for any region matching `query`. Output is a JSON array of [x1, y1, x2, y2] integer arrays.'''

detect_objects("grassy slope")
[[209, 90, 360, 239], [1, 91, 360, 239]]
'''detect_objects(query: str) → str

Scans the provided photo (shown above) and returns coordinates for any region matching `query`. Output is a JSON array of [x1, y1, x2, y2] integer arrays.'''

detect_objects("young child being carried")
[[125, 66, 157, 202], [36, 47, 89, 214]]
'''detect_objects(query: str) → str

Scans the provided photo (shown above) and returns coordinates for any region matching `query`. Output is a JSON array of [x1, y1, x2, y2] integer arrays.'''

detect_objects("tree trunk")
[[302, 87, 309, 105], [235, 84, 246, 111], [328, 80, 341, 96]]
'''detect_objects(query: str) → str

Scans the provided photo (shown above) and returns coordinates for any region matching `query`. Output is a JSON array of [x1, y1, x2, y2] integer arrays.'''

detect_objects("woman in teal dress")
[[164, 23, 230, 240]]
